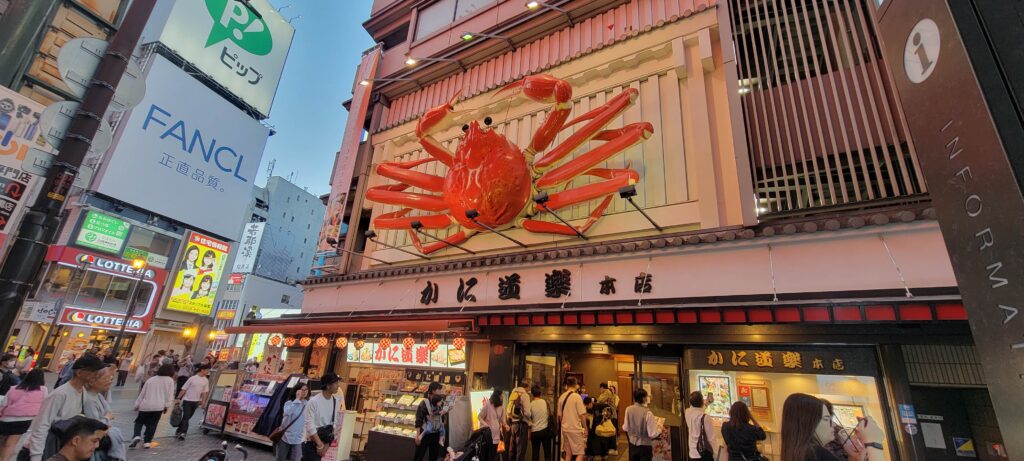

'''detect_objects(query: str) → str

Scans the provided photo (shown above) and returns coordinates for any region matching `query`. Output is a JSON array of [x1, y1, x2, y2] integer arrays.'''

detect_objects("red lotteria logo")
[[62, 309, 144, 330]]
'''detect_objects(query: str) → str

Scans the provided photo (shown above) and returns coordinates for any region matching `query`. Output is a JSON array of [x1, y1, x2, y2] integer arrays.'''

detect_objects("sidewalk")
[[29, 371, 275, 461]]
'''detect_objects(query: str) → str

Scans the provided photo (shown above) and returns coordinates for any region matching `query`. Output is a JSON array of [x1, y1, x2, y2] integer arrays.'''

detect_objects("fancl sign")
[[95, 55, 269, 240], [143, 0, 294, 117]]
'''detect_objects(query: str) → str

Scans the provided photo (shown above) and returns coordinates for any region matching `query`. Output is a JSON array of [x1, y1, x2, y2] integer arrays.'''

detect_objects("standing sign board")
[[875, 1, 1024, 457], [95, 55, 270, 240], [142, 0, 294, 117]]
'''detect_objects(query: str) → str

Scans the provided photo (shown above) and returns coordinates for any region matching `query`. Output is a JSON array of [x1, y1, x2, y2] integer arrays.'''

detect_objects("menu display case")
[[222, 372, 296, 446]]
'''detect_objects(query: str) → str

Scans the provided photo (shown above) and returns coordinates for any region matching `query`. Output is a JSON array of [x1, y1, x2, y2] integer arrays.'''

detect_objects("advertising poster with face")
[[167, 232, 230, 315]]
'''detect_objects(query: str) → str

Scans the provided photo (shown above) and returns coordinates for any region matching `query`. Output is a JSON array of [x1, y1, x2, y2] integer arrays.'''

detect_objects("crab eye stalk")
[[483, 116, 493, 126], [461, 124, 470, 133]]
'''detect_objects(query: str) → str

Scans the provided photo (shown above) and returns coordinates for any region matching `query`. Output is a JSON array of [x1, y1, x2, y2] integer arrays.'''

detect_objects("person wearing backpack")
[[413, 382, 444, 461], [506, 378, 533, 461], [684, 391, 718, 461], [557, 377, 588, 461]]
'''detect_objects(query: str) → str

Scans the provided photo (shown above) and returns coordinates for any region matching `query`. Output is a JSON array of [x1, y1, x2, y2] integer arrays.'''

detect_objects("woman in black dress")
[[721, 401, 766, 460]]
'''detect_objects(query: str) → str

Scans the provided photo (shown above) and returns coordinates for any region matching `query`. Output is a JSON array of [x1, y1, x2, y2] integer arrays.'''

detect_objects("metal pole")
[[0, 0, 157, 344], [111, 267, 145, 357]]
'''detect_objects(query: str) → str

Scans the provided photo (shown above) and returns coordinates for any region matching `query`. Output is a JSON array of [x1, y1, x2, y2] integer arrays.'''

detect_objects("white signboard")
[[96, 55, 269, 240], [143, 0, 294, 116], [346, 342, 467, 370], [19, 300, 57, 323], [0, 87, 45, 236], [231, 221, 265, 273]]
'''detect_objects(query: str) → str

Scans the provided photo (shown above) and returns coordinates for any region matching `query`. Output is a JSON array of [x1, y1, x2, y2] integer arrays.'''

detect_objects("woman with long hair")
[[131, 364, 176, 449], [0, 368, 46, 461], [477, 389, 507, 461], [780, 394, 885, 461], [180, 245, 200, 270], [191, 275, 213, 299], [275, 382, 309, 461], [200, 250, 217, 271], [721, 401, 766, 460]]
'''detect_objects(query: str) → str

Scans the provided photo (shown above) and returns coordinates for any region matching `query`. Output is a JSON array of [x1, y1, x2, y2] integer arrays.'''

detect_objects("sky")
[[255, 0, 376, 196]]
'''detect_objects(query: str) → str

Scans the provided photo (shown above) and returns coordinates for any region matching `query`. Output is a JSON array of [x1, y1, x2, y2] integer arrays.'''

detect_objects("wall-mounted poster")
[[737, 380, 773, 422], [831, 403, 866, 428], [697, 375, 732, 418], [166, 232, 230, 315]]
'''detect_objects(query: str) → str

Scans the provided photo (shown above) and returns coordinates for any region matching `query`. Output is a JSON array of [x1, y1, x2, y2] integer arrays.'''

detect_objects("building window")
[[281, 294, 290, 304], [121, 227, 177, 269], [291, 216, 295, 222], [414, 0, 487, 41]]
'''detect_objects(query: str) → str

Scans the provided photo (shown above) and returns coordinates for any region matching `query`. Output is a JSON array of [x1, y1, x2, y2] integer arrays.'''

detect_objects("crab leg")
[[376, 158, 445, 192], [521, 168, 638, 236], [417, 95, 461, 167], [371, 209, 470, 255], [536, 122, 653, 189], [364, 184, 449, 212], [534, 88, 640, 171], [497, 75, 573, 157]]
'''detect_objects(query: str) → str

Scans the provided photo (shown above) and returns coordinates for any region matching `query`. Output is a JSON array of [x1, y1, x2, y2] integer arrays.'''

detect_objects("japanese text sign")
[[685, 347, 877, 376], [346, 342, 466, 370], [166, 231, 230, 316], [231, 222, 264, 273], [0, 86, 44, 234], [74, 210, 131, 254]]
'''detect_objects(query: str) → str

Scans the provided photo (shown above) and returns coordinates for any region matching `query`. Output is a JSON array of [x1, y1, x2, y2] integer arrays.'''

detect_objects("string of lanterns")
[[271, 332, 467, 351]]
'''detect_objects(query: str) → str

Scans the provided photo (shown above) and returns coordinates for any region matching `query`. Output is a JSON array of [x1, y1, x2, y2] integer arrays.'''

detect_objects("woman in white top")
[[477, 389, 507, 461], [684, 391, 718, 461], [131, 364, 176, 449]]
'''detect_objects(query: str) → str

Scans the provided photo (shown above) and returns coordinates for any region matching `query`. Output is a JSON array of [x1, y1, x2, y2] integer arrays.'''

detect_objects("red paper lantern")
[[426, 335, 440, 352], [268, 335, 281, 346], [354, 338, 365, 350], [336, 336, 349, 349], [315, 336, 329, 348], [283, 337, 297, 347], [299, 336, 312, 347], [379, 336, 391, 350], [452, 335, 465, 350]]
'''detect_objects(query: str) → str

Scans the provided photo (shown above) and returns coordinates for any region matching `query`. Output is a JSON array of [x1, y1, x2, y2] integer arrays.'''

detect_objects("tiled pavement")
[[21, 372, 276, 461]]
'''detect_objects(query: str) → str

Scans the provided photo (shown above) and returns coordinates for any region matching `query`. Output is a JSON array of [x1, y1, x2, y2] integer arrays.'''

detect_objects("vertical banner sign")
[[231, 222, 265, 273], [317, 46, 382, 253], [876, 1, 1024, 455], [167, 232, 230, 315], [0, 87, 45, 241]]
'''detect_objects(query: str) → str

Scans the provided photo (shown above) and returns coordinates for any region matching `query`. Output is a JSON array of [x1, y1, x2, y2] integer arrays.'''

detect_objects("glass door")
[[638, 355, 683, 461]]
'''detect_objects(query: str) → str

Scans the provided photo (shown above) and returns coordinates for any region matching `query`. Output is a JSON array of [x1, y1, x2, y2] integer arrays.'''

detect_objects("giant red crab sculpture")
[[366, 74, 654, 255]]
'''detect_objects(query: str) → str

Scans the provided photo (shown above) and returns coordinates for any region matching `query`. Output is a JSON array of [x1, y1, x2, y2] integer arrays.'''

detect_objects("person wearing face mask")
[[84, 363, 127, 461], [0, 354, 19, 395], [779, 393, 884, 461], [622, 388, 662, 461], [25, 354, 107, 461]]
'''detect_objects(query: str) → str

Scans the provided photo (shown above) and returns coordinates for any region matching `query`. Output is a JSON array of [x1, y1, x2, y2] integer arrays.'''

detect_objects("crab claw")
[[417, 93, 461, 137], [495, 74, 571, 104]]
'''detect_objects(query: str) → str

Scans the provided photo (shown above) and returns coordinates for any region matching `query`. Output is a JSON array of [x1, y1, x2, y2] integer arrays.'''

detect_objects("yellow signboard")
[[166, 232, 229, 315]]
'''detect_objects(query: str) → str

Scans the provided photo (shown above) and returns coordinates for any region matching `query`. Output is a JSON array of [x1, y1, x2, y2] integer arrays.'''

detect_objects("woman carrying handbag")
[[272, 383, 309, 461]]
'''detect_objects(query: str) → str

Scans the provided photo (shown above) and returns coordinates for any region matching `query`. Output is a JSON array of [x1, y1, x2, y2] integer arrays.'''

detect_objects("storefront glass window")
[[74, 271, 112, 309], [122, 227, 177, 269], [524, 354, 556, 405], [686, 370, 892, 461], [101, 277, 134, 312]]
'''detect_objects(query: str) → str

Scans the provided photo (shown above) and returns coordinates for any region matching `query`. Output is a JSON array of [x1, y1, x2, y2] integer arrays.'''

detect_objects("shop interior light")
[[325, 236, 392, 265], [618, 185, 663, 231], [403, 334, 416, 351], [364, 230, 431, 260], [208, 331, 217, 341], [299, 336, 313, 347], [336, 336, 349, 349], [182, 328, 195, 339], [411, 221, 477, 254], [465, 209, 527, 248], [523, 1, 573, 24], [77, 332, 85, 338], [62, 331, 69, 337], [533, 191, 587, 239]]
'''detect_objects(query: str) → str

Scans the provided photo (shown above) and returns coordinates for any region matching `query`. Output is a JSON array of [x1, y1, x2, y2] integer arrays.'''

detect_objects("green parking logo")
[[204, 0, 273, 56]]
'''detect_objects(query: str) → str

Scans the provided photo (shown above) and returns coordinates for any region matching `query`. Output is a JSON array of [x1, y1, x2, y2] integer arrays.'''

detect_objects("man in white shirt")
[[557, 377, 588, 461], [684, 391, 717, 461], [623, 388, 663, 461], [175, 364, 211, 440], [529, 386, 553, 461], [304, 373, 345, 461], [27, 354, 106, 461]]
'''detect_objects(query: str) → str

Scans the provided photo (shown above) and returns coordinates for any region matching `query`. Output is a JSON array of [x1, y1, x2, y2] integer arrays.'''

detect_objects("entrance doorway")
[[910, 387, 1007, 461]]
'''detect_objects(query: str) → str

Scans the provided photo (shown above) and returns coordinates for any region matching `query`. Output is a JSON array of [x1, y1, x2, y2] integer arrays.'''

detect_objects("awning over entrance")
[[224, 316, 474, 335]]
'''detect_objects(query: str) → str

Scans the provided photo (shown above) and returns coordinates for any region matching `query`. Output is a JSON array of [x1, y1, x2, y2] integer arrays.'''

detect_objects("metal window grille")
[[730, 0, 927, 216]]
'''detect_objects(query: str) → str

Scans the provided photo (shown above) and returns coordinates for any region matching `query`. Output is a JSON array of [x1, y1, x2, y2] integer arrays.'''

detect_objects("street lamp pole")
[[111, 258, 146, 358]]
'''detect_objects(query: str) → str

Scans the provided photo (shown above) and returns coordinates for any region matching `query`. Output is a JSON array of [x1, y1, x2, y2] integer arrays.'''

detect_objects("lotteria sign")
[[95, 55, 269, 240], [61, 307, 147, 333], [76, 254, 156, 279]]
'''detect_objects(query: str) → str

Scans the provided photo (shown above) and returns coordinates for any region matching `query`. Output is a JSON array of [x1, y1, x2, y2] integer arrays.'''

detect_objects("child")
[[418, 394, 446, 447]]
